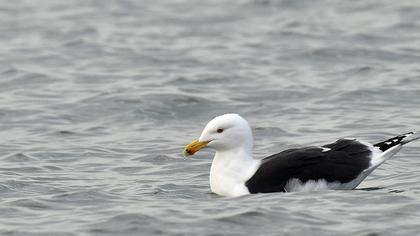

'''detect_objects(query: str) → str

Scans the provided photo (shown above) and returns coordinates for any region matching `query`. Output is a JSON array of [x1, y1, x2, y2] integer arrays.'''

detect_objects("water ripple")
[[1, 0, 420, 235]]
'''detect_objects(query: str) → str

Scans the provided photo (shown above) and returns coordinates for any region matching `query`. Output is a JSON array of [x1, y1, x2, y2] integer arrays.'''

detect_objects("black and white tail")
[[367, 131, 420, 168], [374, 132, 420, 151], [342, 132, 420, 189]]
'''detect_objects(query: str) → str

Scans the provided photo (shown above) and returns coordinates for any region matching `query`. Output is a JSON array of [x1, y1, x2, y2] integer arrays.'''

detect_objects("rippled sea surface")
[[1, 0, 420, 235]]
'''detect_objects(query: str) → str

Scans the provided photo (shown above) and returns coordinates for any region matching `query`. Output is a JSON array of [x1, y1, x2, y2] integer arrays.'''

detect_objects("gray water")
[[1, 0, 420, 235]]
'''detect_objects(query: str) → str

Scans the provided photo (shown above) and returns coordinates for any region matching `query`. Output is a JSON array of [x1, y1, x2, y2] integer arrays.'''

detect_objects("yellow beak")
[[183, 140, 210, 156]]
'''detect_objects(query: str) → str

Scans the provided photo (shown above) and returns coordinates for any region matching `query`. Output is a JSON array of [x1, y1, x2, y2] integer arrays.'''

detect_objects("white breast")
[[209, 150, 260, 197]]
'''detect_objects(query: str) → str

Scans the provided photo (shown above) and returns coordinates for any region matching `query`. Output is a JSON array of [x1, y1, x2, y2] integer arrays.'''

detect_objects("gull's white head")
[[184, 114, 253, 156]]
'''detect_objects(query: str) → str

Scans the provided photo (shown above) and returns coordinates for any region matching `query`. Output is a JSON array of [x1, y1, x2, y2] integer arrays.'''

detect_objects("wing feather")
[[245, 139, 372, 193]]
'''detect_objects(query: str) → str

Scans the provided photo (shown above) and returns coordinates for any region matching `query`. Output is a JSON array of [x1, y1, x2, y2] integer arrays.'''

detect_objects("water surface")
[[1, 0, 420, 235]]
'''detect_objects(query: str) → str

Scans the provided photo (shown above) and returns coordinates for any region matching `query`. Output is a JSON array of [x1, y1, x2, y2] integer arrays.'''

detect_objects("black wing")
[[245, 139, 372, 193]]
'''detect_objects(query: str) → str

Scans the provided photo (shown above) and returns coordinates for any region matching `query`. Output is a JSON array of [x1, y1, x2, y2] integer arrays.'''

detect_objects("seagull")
[[183, 114, 419, 197]]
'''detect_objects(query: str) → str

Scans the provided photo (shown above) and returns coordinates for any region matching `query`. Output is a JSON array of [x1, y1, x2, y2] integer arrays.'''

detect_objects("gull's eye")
[[217, 128, 224, 133]]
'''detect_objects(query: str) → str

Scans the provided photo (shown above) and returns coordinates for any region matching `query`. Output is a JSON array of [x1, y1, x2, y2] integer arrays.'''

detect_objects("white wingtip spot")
[[321, 147, 331, 152]]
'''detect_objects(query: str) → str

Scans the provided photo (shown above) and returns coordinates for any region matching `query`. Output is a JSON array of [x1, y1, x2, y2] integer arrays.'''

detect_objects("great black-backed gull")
[[183, 114, 419, 197]]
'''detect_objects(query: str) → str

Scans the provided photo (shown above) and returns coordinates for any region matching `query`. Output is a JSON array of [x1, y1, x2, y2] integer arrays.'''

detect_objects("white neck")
[[209, 147, 261, 197]]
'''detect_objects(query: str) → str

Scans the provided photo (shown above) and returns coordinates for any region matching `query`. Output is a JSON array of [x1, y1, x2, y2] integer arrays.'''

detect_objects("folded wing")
[[245, 139, 372, 193]]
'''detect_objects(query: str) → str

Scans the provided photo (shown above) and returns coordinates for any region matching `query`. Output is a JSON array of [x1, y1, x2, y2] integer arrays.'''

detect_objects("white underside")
[[284, 175, 373, 192], [285, 178, 341, 192]]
